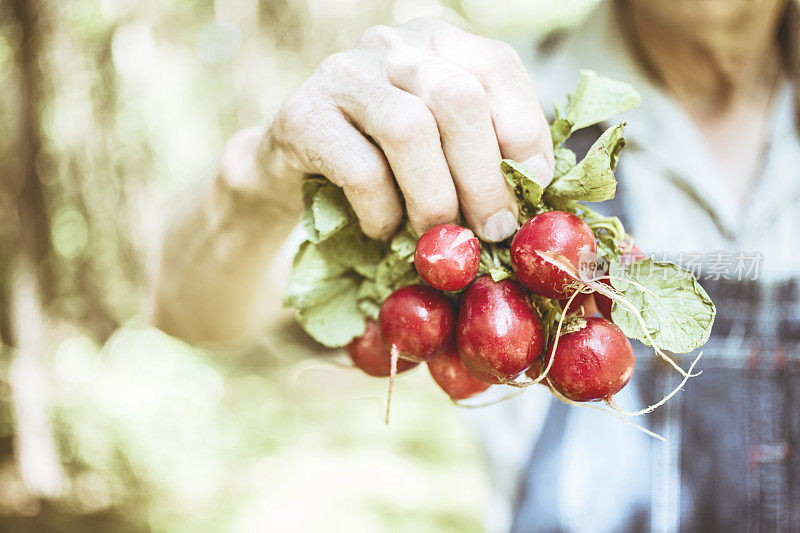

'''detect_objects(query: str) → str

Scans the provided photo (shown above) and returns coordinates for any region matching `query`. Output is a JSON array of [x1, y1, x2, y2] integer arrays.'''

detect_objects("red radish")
[[347, 320, 418, 377], [596, 243, 646, 320], [509, 211, 596, 299], [526, 356, 543, 380], [427, 344, 490, 400], [546, 316, 634, 402], [378, 285, 455, 363], [456, 275, 545, 384], [414, 224, 480, 291], [619, 242, 646, 267]]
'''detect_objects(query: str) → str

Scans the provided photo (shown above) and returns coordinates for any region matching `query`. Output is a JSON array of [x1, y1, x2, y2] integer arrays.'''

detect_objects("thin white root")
[[526, 285, 592, 387], [605, 351, 703, 416], [286, 357, 355, 387], [547, 378, 666, 441], [505, 378, 536, 388], [353, 395, 389, 421], [452, 389, 526, 408], [385, 347, 398, 425]]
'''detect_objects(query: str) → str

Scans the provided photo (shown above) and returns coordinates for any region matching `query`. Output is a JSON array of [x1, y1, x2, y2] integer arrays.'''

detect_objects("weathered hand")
[[269, 17, 554, 242]]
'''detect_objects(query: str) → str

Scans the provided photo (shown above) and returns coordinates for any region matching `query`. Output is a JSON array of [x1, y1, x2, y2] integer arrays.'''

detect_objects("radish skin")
[[427, 344, 490, 400], [546, 317, 634, 402], [346, 320, 417, 377], [510, 211, 597, 299], [378, 285, 455, 363], [456, 275, 545, 384], [414, 224, 480, 291]]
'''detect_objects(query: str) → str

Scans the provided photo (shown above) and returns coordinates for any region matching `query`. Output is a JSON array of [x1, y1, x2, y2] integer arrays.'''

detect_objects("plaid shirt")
[[466, 3, 800, 532]]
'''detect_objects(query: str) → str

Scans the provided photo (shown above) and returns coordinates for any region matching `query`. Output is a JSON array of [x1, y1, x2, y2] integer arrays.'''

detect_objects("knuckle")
[[473, 39, 525, 76], [345, 161, 387, 194], [222, 127, 261, 158], [275, 90, 323, 139], [365, 209, 403, 240], [315, 51, 359, 79], [429, 74, 488, 118], [357, 25, 400, 49], [487, 39, 521, 64], [379, 98, 438, 146], [498, 123, 545, 155], [401, 16, 453, 34], [414, 197, 458, 227], [468, 178, 506, 205]]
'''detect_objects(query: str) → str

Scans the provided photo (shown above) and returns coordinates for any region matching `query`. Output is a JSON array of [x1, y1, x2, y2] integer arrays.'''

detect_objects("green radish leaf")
[[550, 118, 574, 147], [375, 255, 420, 300], [495, 246, 512, 266], [609, 259, 716, 353], [283, 241, 350, 309], [295, 275, 365, 347], [530, 295, 564, 346], [552, 69, 641, 145], [553, 146, 577, 179], [595, 238, 620, 263], [358, 299, 380, 320], [479, 243, 514, 282], [357, 279, 381, 319], [316, 223, 385, 279], [373, 224, 423, 300], [388, 221, 418, 257], [501, 159, 544, 220], [300, 179, 324, 242], [545, 122, 625, 202], [300, 178, 354, 243], [283, 241, 368, 347], [487, 267, 512, 282]]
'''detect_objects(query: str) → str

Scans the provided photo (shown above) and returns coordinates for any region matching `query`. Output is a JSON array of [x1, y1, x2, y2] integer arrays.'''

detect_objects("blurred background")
[[0, 0, 598, 530]]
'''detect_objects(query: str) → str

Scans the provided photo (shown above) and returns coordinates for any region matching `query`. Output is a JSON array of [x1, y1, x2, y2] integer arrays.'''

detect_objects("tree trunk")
[[2, 0, 63, 499]]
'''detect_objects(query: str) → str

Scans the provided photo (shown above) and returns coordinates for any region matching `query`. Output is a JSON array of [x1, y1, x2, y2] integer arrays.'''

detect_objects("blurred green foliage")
[[0, 0, 597, 530]]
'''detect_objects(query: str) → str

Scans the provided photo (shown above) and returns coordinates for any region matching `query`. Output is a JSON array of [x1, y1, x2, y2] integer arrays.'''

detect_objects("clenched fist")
[[269, 17, 554, 242]]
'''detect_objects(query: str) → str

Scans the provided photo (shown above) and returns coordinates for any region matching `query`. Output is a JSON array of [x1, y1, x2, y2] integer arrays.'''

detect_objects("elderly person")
[[150, 0, 800, 531]]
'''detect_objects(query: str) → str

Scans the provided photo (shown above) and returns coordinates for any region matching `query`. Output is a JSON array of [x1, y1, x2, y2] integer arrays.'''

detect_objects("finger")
[[358, 87, 460, 236], [385, 46, 519, 242], [397, 20, 555, 187], [320, 54, 460, 236], [460, 38, 554, 186], [275, 91, 403, 239]]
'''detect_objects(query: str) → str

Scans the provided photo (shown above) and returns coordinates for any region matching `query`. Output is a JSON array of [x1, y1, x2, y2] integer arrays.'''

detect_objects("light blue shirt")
[[465, 3, 800, 532]]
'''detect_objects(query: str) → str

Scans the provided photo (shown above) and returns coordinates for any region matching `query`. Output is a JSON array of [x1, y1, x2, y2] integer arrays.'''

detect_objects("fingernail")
[[522, 154, 554, 188], [481, 208, 518, 242]]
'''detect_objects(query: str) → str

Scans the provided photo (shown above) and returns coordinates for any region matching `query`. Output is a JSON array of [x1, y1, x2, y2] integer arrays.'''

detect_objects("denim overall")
[[510, 130, 800, 533]]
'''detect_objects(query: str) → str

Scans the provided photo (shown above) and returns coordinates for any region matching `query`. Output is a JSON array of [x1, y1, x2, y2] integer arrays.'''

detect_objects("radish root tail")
[[452, 389, 526, 408], [546, 378, 666, 441], [286, 358, 356, 387], [605, 351, 703, 416], [385, 347, 399, 425]]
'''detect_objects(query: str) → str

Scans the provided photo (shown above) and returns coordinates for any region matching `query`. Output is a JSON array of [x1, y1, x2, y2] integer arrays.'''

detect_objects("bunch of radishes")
[[287, 71, 715, 436], [347, 213, 639, 410]]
